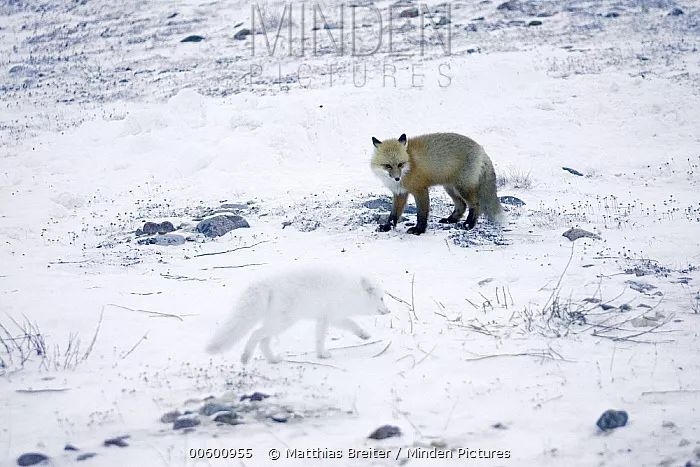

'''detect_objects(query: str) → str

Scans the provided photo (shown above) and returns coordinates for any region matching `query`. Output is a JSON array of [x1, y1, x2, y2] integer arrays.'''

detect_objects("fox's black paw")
[[377, 223, 393, 232], [463, 220, 476, 230], [407, 226, 426, 235]]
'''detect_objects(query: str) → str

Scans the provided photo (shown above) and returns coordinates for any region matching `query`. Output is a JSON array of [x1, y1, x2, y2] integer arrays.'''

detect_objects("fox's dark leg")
[[457, 186, 480, 230], [440, 185, 467, 223], [407, 188, 430, 235], [378, 192, 408, 232]]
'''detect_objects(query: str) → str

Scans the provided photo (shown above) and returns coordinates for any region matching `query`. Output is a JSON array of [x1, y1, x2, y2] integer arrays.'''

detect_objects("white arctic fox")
[[206, 267, 391, 363]]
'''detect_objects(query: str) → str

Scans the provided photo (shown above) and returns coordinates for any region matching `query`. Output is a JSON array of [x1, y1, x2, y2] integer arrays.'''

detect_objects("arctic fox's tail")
[[479, 156, 505, 225], [206, 290, 261, 354]]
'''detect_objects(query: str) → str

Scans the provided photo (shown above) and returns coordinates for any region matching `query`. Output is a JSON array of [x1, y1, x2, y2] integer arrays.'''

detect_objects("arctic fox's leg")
[[260, 337, 282, 364], [241, 328, 266, 364], [315, 318, 331, 359], [335, 318, 371, 340]]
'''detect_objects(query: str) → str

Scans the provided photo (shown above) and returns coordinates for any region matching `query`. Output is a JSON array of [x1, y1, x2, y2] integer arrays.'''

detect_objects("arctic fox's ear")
[[398, 133, 407, 147], [372, 137, 382, 148]]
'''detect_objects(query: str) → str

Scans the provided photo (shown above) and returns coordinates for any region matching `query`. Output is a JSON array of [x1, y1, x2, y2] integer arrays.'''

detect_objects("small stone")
[[528, 20, 542, 26], [399, 7, 419, 18], [668, 7, 683, 16], [626, 280, 657, 293], [173, 415, 201, 430], [234, 28, 251, 40], [181, 35, 204, 42], [600, 303, 616, 311], [104, 435, 130, 447], [64, 444, 79, 451], [562, 166, 584, 176], [214, 411, 242, 425], [270, 414, 288, 423], [240, 392, 269, 402], [76, 453, 97, 462], [562, 228, 601, 241], [160, 410, 182, 423], [596, 409, 628, 431], [497, 0, 520, 11], [435, 16, 450, 26], [137, 233, 186, 246], [605, 12, 620, 18], [679, 438, 690, 447], [195, 215, 249, 237], [139, 221, 161, 236], [16, 453, 49, 466], [368, 425, 402, 440], [200, 402, 233, 416], [662, 420, 676, 429], [492, 422, 507, 429], [619, 304, 632, 311], [499, 196, 525, 206]]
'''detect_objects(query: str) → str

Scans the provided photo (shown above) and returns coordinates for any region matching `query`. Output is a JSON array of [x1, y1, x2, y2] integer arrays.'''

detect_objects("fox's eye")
[[383, 164, 392, 170], [398, 163, 404, 169]]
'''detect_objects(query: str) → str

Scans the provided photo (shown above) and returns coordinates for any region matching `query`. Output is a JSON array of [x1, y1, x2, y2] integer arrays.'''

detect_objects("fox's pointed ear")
[[398, 133, 407, 146], [372, 137, 382, 148]]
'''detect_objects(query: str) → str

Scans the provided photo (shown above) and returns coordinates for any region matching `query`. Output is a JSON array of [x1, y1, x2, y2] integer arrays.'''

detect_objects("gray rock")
[[160, 410, 182, 423], [562, 166, 584, 176], [64, 444, 79, 451], [17, 453, 49, 466], [76, 453, 97, 462], [368, 425, 402, 439], [497, 0, 520, 11], [270, 413, 288, 423], [137, 221, 175, 236], [181, 35, 204, 42], [596, 409, 628, 431], [200, 402, 234, 416], [499, 196, 525, 206], [562, 228, 600, 241], [605, 11, 620, 18], [619, 303, 632, 311], [240, 392, 269, 402], [103, 435, 129, 447], [174, 415, 201, 430], [668, 7, 683, 16], [214, 411, 242, 425], [137, 233, 186, 246], [195, 215, 249, 237], [528, 20, 542, 26], [399, 7, 419, 18], [234, 28, 251, 40], [626, 280, 656, 293]]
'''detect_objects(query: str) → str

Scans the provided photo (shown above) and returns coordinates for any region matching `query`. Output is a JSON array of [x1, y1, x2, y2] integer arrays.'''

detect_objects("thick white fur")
[[206, 266, 391, 363]]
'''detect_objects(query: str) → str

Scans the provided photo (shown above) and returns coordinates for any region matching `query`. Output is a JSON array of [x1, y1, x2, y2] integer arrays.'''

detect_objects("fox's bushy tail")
[[479, 156, 505, 225], [206, 289, 261, 354]]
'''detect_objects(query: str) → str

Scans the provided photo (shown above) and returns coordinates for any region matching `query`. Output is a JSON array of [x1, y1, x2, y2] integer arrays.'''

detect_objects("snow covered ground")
[[1, 0, 699, 465]]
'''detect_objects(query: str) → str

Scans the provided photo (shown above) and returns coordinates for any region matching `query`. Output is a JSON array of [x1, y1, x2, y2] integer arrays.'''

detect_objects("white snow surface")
[[1, 0, 699, 466]]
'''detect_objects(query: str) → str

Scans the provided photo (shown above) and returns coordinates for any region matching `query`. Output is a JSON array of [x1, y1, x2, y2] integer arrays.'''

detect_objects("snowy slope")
[[1, 0, 699, 466]]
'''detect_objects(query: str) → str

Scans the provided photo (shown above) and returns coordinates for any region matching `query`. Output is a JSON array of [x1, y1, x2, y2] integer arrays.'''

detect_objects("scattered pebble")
[[214, 411, 243, 425], [399, 7, 419, 18], [234, 28, 251, 40], [528, 20, 542, 26], [200, 402, 234, 416], [605, 12, 620, 18], [76, 453, 97, 462], [64, 444, 79, 451], [668, 7, 683, 16], [562, 227, 601, 241], [181, 35, 204, 42], [368, 425, 402, 440], [160, 410, 182, 423], [136, 221, 175, 236], [240, 392, 269, 402], [562, 167, 584, 176], [596, 409, 628, 431], [137, 233, 186, 246], [104, 435, 130, 447], [174, 415, 201, 430], [619, 303, 632, 311], [499, 195, 525, 206], [16, 453, 49, 466], [626, 280, 657, 293]]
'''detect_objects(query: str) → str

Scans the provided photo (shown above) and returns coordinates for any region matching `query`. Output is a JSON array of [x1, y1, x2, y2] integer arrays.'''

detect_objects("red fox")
[[370, 132, 504, 235]]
